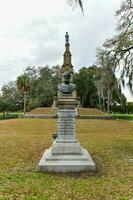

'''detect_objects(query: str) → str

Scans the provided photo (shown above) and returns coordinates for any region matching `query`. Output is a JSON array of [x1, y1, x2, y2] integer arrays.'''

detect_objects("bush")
[[126, 102, 133, 114], [112, 102, 133, 114], [0, 112, 20, 120], [113, 114, 133, 120]]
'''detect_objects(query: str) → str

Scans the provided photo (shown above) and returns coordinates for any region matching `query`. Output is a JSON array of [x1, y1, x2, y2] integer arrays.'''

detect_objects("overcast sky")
[[0, 0, 132, 101]]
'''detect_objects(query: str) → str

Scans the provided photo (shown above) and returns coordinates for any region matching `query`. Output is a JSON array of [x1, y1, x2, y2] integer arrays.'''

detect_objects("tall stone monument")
[[38, 32, 96, 172]]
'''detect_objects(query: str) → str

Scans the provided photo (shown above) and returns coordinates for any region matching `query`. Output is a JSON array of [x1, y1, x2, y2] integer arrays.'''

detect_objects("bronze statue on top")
[[58, 72, 77, 98]]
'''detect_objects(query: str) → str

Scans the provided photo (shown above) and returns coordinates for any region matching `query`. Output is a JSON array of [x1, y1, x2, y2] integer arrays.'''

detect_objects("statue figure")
[[58, 72, 77, 98], [65, 32, 69, 43]]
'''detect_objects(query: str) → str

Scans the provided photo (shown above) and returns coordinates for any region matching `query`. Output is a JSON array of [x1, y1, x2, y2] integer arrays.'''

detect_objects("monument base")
[[51, 140, 83, 155], [38, 148, 96, 173]]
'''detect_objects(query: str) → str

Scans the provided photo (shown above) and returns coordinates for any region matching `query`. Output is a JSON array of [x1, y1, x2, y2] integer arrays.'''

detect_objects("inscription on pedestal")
[[56, 109, 77, 142]]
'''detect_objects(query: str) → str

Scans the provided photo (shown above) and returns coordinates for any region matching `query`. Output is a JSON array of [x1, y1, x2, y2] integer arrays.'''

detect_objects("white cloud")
[[0, 0, 132, 101]]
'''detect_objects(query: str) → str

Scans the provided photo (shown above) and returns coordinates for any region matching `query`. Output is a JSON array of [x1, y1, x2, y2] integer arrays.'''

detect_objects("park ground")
[[0, 118, 133, 200]]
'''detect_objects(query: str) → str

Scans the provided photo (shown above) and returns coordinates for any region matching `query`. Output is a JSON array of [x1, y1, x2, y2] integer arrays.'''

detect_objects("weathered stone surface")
[[38, 148, 96, 172], [51, 141, 82, 155], [38, 98, 96, 172], [55, 98, 78, 109], [56, 109, 77, 142]]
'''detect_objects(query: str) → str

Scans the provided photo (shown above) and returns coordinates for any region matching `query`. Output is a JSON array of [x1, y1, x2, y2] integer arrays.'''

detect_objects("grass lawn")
[[112, 114, 133, 121], [0, 119, 133, 200]]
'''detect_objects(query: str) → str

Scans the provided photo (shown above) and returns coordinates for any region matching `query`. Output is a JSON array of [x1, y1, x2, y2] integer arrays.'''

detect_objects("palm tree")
[[17, 74, 31, 114], [67, 0, 84, 13]]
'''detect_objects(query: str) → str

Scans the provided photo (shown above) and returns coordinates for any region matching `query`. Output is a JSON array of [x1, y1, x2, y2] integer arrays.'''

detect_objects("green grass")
[[0, 119, 133, 199], [0, 112, 22, 120], [113, 114, 133, 121]]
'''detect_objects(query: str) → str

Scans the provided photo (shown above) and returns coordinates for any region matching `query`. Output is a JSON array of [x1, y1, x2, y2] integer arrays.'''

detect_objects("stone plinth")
[[38, 98, 96, 172], [38, 148, 95, 172]]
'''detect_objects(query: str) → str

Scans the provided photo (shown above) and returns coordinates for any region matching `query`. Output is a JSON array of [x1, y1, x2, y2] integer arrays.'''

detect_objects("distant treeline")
[[0, 65, 132, 114]]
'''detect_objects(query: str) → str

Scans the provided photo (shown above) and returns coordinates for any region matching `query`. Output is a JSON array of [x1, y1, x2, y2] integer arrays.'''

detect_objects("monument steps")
[[38, 149, 96, 172]]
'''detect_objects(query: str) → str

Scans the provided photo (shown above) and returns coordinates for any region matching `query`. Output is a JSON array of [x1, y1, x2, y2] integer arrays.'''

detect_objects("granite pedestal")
[[38, 98, 96, 172]]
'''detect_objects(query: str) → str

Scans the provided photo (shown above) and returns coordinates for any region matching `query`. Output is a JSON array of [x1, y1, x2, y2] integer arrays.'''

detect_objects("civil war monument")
[[38, 32, 96, 172]]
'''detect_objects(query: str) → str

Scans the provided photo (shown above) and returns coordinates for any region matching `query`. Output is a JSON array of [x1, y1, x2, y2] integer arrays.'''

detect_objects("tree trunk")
[[98, 92, 101, 110], [23, 91, 27, 115], [102, 97, 105, 112], [81, 96, 83, 107], [107, 90, 110, 114]]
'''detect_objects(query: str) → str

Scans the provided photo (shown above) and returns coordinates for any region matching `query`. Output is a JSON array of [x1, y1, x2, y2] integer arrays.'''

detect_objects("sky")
[[0, 0, 132, 101]]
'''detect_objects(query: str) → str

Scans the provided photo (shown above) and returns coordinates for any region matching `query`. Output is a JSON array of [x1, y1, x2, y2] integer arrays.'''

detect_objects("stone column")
[[57, 109, 77, 143], [51, 98, 83, 155]]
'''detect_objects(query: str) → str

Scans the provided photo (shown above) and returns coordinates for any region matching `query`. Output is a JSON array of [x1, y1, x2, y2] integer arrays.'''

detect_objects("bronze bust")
[[58, 72, 76, 98]]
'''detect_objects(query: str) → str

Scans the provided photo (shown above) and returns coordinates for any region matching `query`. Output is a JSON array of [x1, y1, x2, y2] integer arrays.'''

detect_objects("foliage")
[[74, 65, 99, 107], [27, 65, 61, 110], [112, 104, 126, 114], [0, 112, 20, 120], [97, 0, 133, 92], [96, 52, 126, 113], [17, 74, 31, 114], [113, 113, 133, 120], [110, 101, 133, 114], [0, 65, 127, 113], [0, 82, 21, 112], [126, 101, 133, 113], [0, 65, 61, 113], [0, 119, 133, 199], [74, 65, 125, 112], [67, 0, 84, 13]]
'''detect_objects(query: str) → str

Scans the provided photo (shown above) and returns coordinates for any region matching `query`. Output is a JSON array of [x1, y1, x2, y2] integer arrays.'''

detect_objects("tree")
[[16, 65, 61, 110], [24, 66, 37, 79], [51, 65, 62, 93], [100, 0, 133, 92], [17, 74, 31, 114], [23, 66, 38, 110], [94, 67, 104, 110], [0, 64, 126, 113], [74, 66, 99, 107], [0, 81, 21, 112], [96, 50, 125, 113], [67, 0, 84, 13], [100, 67, 120, 114]]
